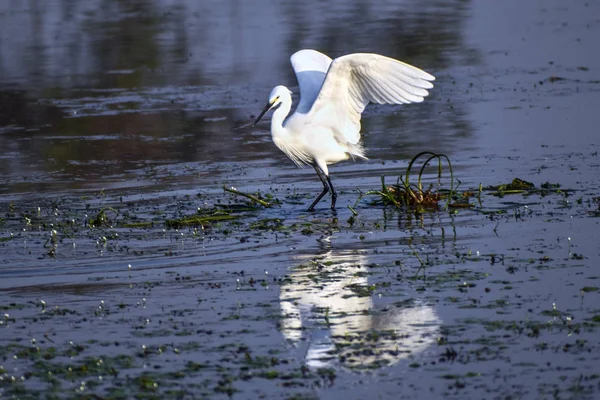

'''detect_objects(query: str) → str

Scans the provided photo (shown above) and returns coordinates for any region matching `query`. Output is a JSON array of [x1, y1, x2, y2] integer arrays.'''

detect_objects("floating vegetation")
[[223, 186, 273, 208], [250, 218, 286, 231], [89, 207, 119, 227], [484, 178, 566, 197], [350, 151, 578, 218], [165, 209, 239, 229], [352, 151, 465, 212]]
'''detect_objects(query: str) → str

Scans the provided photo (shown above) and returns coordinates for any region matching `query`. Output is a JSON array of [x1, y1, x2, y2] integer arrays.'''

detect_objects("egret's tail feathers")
[[348, 143, 368, 161], [351, 152, 368, 161]]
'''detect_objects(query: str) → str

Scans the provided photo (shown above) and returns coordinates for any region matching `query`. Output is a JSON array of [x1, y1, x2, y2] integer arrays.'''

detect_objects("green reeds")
[[353, 151, 458, 212]]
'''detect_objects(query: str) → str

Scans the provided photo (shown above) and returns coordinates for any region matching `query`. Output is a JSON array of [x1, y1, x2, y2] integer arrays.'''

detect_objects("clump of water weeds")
[[164, 187, 275, 229], [352, 151, 468, 213]]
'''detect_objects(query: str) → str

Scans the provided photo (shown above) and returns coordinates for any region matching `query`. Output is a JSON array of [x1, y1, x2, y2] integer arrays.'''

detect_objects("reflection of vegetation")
[[88, 1, 164, 89]]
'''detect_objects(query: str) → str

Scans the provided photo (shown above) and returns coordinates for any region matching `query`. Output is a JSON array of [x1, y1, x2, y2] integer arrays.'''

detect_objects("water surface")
[[1, 0, 599, 399]]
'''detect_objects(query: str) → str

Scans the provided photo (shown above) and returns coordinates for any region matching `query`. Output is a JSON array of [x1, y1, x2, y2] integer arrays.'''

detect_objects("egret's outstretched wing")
[[309, 53, 435, 144], [290, 49, 333, 114]]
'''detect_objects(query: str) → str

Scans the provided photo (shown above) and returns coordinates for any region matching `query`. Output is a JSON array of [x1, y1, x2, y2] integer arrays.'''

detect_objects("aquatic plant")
[[352, 151, 458, 213]]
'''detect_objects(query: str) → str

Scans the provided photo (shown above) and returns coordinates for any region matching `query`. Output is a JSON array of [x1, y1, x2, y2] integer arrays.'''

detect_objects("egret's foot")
[[330, 190, 338, 210]]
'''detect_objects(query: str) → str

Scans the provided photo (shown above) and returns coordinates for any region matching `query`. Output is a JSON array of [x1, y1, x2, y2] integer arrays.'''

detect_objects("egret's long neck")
[[270, 96, 292, 140], [268, 91, 310, 167]]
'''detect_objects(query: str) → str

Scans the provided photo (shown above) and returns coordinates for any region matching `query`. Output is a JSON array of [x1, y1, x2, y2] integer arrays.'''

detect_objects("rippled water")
[[1, 0, 600, 399]]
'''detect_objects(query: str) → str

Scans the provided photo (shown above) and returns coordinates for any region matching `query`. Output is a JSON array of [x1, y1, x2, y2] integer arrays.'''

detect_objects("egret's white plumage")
[[290, 49, 332, 114], [254, 49, 435, 211]]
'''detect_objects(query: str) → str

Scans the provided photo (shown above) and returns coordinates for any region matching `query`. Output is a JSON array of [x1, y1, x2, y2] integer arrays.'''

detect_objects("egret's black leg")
[[306, 166, 330, 212], [326, 175, 337, 210]]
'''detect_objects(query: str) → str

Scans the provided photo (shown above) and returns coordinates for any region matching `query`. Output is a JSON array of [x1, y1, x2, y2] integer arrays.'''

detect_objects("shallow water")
[[1, 0, 600, 399]]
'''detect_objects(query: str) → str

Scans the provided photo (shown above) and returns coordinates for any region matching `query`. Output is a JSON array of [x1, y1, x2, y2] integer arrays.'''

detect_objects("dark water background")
[[1, 0, 479, 197]]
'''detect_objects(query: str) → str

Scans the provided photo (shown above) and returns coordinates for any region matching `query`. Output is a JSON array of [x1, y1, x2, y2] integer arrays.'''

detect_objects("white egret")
[[253, 49, 435, 211]]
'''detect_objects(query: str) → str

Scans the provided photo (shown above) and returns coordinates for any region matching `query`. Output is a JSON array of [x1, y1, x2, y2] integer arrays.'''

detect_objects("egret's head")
[[253, 86, 292, 126]]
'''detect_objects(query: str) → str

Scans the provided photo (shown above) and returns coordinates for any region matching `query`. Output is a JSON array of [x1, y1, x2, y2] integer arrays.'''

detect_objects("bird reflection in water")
[[279, 236, 441, 369]]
